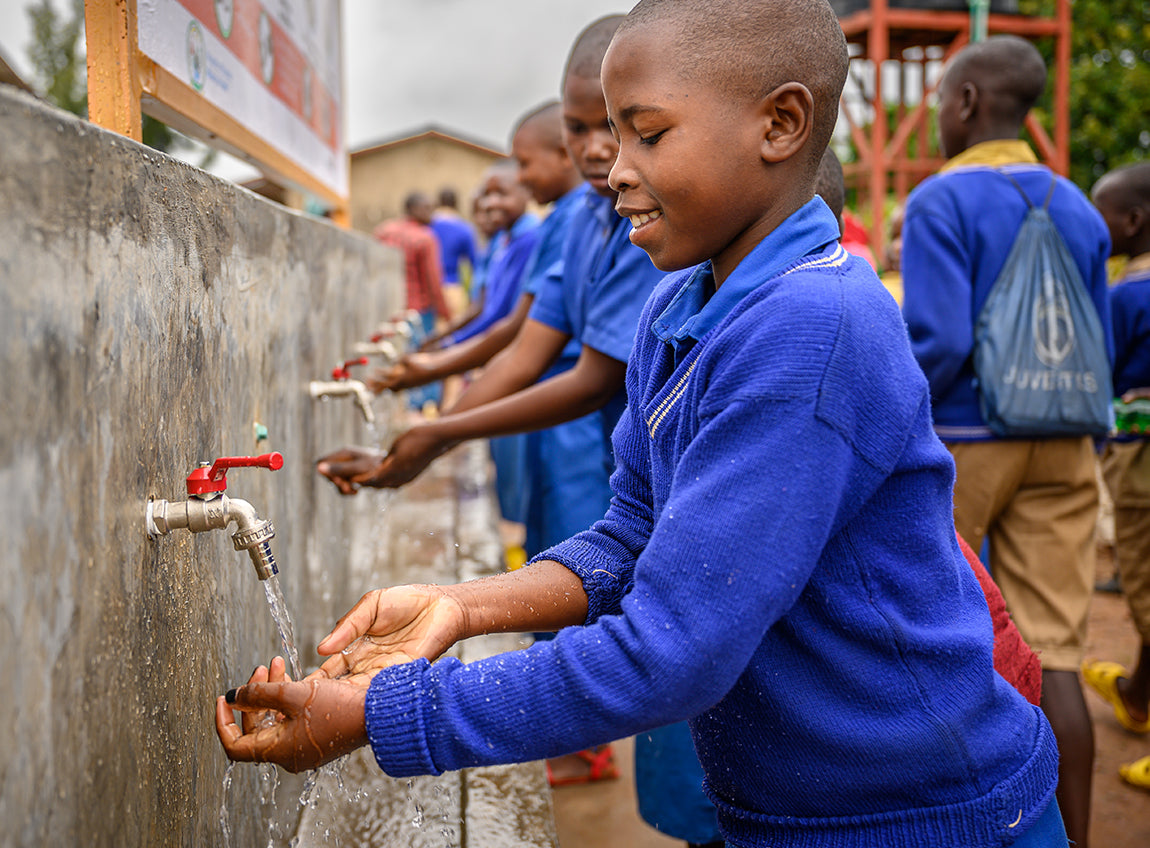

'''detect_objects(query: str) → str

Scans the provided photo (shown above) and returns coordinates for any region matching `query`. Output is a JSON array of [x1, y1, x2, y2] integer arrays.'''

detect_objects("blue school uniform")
[[365, 198, 1059, 847], [488, 190, 584, 527], [448, 213, 540, 346], [529, 186, 717, 841], [522, 185, 665, 553], [1111, 260, 1150, 396]]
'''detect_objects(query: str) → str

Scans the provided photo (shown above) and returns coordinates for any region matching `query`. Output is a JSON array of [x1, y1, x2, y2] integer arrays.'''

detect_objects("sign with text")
[[136, 0, 346, 198]]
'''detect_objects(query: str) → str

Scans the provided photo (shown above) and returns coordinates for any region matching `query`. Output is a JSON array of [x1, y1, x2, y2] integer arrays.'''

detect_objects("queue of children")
[[1082, 162, 1150, 792], [213, 2, 1099, 846], [329, 17, 721, 843]]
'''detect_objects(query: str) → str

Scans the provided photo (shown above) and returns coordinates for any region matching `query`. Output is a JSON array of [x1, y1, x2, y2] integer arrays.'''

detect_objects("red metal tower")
[[834, 0, 1072, 251]]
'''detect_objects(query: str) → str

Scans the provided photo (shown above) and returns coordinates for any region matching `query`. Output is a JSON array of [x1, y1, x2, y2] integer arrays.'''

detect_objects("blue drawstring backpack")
[[972, 171, 1113, 437]]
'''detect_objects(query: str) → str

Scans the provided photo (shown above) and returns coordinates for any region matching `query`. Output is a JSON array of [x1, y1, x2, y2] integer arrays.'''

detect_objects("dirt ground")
[[551, 545, 1150, 848]]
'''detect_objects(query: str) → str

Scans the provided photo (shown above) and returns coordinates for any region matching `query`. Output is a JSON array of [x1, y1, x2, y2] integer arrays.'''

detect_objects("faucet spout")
[[308, 379, 376, 425], [351, 340, 400, 362], [146, 494, 278, 580]]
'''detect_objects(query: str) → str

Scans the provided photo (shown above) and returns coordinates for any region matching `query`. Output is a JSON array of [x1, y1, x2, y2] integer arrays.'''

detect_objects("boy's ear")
[[958, 81, 979, 124], [1128, 204, 1146, 239], [759, 83, 814, 165]]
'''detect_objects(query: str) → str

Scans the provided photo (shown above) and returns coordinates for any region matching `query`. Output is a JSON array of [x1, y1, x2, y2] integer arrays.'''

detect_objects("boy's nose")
[[586, 129, 618, 162]]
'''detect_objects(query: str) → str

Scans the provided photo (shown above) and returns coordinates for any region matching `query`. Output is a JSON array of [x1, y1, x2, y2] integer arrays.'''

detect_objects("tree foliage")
[[26, 0, 86, 116], [1021, 0, 1150, 189], [23, 0, 211, 162]]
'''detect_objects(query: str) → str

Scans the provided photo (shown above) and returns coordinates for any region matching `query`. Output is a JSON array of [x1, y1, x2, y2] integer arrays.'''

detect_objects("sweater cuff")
[[365, 659, 441, 777], [527, 537, 629, 624]]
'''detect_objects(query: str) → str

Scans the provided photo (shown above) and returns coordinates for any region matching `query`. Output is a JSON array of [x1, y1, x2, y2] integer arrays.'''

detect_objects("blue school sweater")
[[1111, 259, 1150, 396], [902, 152, 1112, 440], [365, 198, 1057, 847]]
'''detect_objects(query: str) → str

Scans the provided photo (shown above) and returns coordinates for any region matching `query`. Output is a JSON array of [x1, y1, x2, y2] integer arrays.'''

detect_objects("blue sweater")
[[365, 200, 1057, 847], [1111, 261, 1150, 396], [902, 162, 1112, 439]]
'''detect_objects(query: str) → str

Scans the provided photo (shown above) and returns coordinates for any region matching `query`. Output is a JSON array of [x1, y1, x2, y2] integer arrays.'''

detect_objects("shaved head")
[[616, 0, 848, 160], [944, 35, 1047, 125], [564, 15, 625, 82], [512, 100, 565, 151], [1094, 162, 1150, 211]]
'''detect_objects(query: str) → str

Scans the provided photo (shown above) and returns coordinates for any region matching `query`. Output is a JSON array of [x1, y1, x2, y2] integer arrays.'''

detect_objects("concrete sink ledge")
[[294, 441, 559, 848]]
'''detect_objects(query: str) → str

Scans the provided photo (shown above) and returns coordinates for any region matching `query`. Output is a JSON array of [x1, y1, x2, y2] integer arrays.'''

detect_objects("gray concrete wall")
[[0, 86, 405, 847]]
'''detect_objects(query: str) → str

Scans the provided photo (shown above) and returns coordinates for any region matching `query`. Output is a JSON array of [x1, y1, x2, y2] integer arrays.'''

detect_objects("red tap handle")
[[186, 452, 284, 496], [331, 357, 369, 380]]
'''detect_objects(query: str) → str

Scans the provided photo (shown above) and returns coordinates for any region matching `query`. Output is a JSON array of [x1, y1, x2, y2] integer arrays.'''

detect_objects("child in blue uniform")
[[900, 36, 1111, 844], [219, 2, 1062, 845], [1084, 162, 1150, 791], [318, 18, 711, 833]]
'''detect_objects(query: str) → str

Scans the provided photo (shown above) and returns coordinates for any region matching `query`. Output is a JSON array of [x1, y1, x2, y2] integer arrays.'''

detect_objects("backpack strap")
[[997, 168, 1059, 211]]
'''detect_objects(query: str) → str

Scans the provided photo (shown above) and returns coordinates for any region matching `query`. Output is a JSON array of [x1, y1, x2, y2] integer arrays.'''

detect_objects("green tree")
[[24, 0, 213, 163], [1022, 0, 1150, 189], [26, 0, 85, 116]]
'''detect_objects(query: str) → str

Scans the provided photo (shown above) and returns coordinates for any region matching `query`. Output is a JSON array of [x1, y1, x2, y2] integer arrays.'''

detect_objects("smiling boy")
[[219, 2, 1063, 845]]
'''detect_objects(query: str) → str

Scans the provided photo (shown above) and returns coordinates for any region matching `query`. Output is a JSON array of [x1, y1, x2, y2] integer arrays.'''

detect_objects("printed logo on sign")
[[259, 12, 275, 84], [215, 0, 234, 39], [187, 21, 206, 92], [1032, 280, 1076, 367]]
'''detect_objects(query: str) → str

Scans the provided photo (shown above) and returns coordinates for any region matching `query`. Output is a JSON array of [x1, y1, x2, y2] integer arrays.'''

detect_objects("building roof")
[[352, 124, 505, 159]]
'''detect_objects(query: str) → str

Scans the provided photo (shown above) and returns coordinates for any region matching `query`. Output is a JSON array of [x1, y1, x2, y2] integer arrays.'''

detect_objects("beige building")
[[349, 125, 507, 236]]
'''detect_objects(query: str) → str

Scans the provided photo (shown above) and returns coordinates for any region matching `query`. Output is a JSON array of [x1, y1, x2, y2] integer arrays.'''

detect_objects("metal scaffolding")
[[835, 0, 1071, 250]]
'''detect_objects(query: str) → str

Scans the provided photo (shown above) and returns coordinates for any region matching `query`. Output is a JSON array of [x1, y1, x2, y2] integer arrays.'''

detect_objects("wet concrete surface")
[[294, 442, 558, 848], [551, 547, 1150, 848]]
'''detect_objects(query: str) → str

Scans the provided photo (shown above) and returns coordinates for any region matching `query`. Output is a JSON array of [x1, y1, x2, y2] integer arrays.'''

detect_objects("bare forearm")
[[417, 299, 533, 384], [426, 362, 621, 443], [446, 560, 588, 637], [448, 319, 569, 413]]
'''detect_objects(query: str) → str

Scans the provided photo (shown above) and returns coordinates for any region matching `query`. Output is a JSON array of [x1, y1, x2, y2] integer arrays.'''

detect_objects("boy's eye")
[[639, 130, 666, 146]]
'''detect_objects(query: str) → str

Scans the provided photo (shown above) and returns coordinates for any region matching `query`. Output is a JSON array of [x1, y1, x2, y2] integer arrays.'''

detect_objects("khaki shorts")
[[946, 437, 1099, 671], [1101, 440, 1150, 639]]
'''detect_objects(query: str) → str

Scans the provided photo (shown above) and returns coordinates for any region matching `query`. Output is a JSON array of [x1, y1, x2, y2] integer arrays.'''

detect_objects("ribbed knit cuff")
[[528, 538, 628, 623], [364, 659, 440, 777]]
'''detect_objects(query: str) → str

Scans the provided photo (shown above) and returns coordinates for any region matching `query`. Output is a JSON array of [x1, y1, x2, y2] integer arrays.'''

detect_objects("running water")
[[263, 573, 302, 680], [219, 762, 234, 848]]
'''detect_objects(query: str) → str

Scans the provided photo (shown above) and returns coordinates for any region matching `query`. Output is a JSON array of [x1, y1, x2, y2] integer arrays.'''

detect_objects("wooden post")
[[867, 0, 888, 253], [84, 0, 142, 141], [1053, 0, 1072, 177]]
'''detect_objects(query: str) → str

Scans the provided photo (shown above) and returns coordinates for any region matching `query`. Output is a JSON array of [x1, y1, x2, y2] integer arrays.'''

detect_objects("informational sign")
[[135, 0, 346, 199]]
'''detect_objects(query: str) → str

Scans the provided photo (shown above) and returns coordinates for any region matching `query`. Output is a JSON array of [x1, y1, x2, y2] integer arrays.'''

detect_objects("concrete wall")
[[0, 86, 405, 847]]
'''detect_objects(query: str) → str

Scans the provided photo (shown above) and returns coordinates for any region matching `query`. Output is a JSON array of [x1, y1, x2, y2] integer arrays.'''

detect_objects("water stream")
[[263, 573, 302, 680]]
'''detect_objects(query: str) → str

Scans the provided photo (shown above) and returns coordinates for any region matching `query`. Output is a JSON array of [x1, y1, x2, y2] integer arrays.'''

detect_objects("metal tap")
[[371, 310, 421, 343], [309, 357, 376, 425], [351, 338, 400, 361], [146, 452, 284, 580]]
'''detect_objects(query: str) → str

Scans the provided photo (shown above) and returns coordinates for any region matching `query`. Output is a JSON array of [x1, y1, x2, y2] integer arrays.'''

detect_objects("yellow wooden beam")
[[84, 0, 142, 141]]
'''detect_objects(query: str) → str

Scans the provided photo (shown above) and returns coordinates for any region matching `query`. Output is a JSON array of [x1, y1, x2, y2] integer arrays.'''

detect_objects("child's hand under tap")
[[344, 426, 450, 490], [315, 447, 385, 495], [311, 585, 467, 687], [216, 657, 368, 773]]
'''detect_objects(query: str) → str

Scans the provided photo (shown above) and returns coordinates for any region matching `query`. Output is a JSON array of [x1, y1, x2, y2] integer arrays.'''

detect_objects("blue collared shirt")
[[521, 185, 584, 298], [450, 212, 541, 345], [529, 184, 665, 433], [652, 197, 841, 365]]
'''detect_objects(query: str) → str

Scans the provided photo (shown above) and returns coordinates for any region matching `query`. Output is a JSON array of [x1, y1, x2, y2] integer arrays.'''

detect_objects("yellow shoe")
[[504, 545, 527, 571], [1082, 660, 1150, 734], [1120, 756, 1150, 791]]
